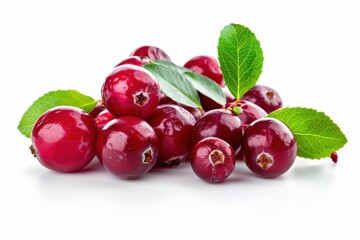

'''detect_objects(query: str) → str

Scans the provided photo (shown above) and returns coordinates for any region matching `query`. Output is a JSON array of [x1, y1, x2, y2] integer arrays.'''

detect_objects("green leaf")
[[149, 60, 225, 105], [18, 90, 97, 138], [144, 63, 201, 108], [268, 107, 348, 159], [218, 23, 264, 99]]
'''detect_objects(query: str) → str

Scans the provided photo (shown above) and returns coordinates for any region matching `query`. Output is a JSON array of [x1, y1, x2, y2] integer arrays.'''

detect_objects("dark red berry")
[[147, 104, 195, 166], [200, 87, 235, 111], [95, 110, 115, 132], [30, 106, 97, 172], [96, 116, 159, 179], [241, 85, 283, 113], [166, 100, 203, 121], [242, 118, 297, 178], [102, 65, 160, 119], [184, 55, 224, 87], [191, 137, 235, 183], [130, 45, 171, 61], [191, 109, 243, 153], [331, 152, 338, 163], [89, 101, 106, 118], [227, 100, 267, 129], [115, 56, 150, 68]]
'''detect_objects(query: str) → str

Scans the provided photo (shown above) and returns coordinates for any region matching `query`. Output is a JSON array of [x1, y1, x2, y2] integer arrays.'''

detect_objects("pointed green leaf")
[[150, 60, 225, 105], [18, 90, 97, 138], [218, 23, 264, 99], [268, 107, 348, 159], [144, 63, 201, 108]]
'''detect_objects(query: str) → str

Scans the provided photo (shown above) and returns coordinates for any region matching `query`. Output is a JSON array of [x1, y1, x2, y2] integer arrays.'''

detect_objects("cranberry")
[[184, 55, 224, 87], [102, 65, 160, 119], [331, 152, 338, 163], [96, 116, 159, 179], [200, 87, 235, 111], [115, 56, 150, 68], [95, 110, 115, 132], [166, 100, 203, 121], [89, 101, 106, 118], [242, 85, 283, 113], [191, 137, 235, 183], [191, 109, 243, 153], [147, 104, 196, 166], [242, 118, 297, 178], [30, 106, 97, 172], [130, 45, 171, 61], [227, 100, 267, 129]]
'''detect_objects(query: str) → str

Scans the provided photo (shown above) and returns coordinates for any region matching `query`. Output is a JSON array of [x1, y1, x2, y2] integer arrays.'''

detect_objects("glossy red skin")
[[95, 110, 115, 132], [166, 100, 203, 121], [115, 56, 150, 68], [191, 109, 243, 153], [102, 65, 160, 119], [191, 137, 235, 183], [147, 104, 196, 166], [241, 85, 283, 113], [243, 118, 297, 178], [96, 116, 159, 179], [331, 152, 338, 163], [89, 101, 106, 118], [227, 100, 267, 128], [200, 87, 235, 111], [130, 45, 171, 61], [31, 106, 97, 172], [184, 55, 224, 87]]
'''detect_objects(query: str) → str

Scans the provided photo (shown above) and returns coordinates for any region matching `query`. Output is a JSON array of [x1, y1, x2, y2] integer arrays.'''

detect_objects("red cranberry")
[[241, 85, 283, 113], [191, 137, 235, 183], [102, 65, 160, 119], [166, 100, 203, 121], [184, 55, 224, 87], [130, 45, 171, 61], [191, 109, 243, 153], [147, 104, 195, 166], [242, 118, 297, 178], [115, 56, 150, 68], [95, 110, 115, 132], [30, 106, 97, 172], [96, 116, 159, 179], [200, 87, 235, 111], [227, 100, 267, 129], [90, 101, 106, 118], [331, 152, 338, 163]]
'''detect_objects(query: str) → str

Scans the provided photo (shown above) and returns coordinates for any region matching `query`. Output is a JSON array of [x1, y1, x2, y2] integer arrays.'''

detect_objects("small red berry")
[[227, 100, 267, 129], [242, 118, 297, 178], [30, 106, 97, 172], [94, 110, 115, 132], [130, 45, 171, 61], [241, 85, 283, 113], [96, 116, 159, 179], [147, 104, 196, 166], [191, 137, 235, 183], [102, 65, 160, 119], [184, 55, 224, 87], [191, 109, 243, 153], [331, 152, 338, 163]]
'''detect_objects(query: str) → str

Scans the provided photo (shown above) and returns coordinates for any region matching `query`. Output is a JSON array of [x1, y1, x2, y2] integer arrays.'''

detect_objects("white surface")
[[1, 0, 359, 239]]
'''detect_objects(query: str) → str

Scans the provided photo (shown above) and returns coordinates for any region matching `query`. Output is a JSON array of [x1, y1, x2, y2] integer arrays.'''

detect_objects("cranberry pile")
[[30, 45, 298, 183]]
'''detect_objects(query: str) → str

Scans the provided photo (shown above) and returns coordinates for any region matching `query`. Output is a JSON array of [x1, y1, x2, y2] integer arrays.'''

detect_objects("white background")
[[1, 0, 359, 239]]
